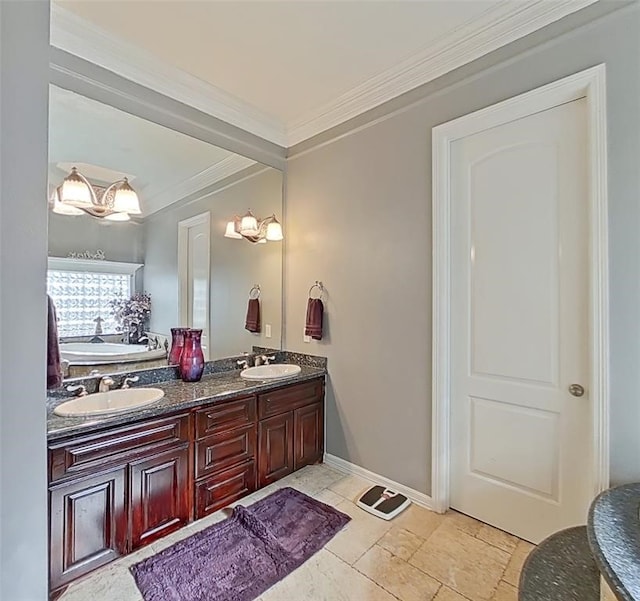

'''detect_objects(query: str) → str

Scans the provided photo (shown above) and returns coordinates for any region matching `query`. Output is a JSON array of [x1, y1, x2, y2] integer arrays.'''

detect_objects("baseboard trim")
[[323, 453, 433, 510]]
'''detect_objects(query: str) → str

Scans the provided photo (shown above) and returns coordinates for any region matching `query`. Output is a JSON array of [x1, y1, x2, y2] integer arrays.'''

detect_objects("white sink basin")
[[54, 388, 165, 417], [240, 364, 302, 381]]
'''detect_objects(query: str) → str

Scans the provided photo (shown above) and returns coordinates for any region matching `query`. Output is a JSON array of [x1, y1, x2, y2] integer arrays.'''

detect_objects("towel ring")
[[249, 284, 261, 300], [308, 281, 324, 300]]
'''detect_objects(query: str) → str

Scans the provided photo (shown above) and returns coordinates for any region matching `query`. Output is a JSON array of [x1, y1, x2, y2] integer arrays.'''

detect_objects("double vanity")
[[47, 355, 325, 597]]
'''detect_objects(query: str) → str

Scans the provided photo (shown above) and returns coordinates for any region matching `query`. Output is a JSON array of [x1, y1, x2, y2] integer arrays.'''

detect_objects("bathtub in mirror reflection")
[[47, 84, 283, 382]]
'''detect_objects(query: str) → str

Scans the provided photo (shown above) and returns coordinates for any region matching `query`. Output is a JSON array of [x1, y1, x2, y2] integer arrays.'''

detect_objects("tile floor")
[[59, 464, 534, 601]]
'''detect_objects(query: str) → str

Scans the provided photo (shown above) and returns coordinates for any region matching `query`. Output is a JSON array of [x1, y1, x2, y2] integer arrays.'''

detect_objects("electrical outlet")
[[265, 324, 272, 338], [303, 327, 311, 343]]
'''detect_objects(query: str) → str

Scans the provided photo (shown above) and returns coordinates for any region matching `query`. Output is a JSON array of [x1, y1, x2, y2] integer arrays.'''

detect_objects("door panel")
[[258, 413, 294, 488], [450, 98, 590, 543], [129, 445, 190, 549], [49, 467, 127, 590], [294, 403, 324, 470]]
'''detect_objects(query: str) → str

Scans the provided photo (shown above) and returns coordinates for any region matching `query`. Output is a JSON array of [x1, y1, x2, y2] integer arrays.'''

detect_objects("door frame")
[[431, 65, 609, 513], [177, 212, 211, 355]]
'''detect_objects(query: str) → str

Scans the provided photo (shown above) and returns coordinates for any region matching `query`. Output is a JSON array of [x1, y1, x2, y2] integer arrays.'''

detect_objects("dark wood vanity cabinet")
[[49, 466, 127, 590], [258, 412, 295, 487], [48, 413, 192, 592], [48, 376, 324, 595], [257, 379, 324, 487], [129, 444, 191, 549], [193, 396, 258, 519]]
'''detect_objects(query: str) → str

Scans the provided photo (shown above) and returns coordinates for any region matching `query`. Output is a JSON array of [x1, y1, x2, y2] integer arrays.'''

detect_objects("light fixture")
[[54, 166, 141, 220], [224, 211, 284, 244], [50, 187, 84, 216]]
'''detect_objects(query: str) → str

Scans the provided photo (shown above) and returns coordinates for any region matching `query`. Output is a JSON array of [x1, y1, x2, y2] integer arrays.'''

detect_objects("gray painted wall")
[[284, 4, 640, 493], [0, 1, 50, 598], [48, 212, 144, 263], [145, 168, 283, 359]]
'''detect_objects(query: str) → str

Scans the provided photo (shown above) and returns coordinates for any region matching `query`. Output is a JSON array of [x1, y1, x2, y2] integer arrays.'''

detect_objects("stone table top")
[[588, 483, 640, 601], [47, 365, 326, 441]]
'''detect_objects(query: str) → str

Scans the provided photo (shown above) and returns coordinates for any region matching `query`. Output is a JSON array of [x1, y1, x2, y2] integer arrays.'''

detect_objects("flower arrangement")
[[109, 292, 151, 338]]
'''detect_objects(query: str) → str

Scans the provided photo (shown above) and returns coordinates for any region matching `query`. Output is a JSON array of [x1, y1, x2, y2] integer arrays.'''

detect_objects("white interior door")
[[178, 213, 211, 360], [450, 98, 592, 543]]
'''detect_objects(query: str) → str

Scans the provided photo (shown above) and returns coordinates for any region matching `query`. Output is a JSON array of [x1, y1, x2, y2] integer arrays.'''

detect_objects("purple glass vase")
[[168, 327, 188, 365], [179, 329, 205, 382]]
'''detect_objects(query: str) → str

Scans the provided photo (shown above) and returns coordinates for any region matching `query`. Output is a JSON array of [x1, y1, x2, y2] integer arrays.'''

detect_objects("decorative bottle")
[[168, 327, 188, 365], [179, 329, 205, 382]]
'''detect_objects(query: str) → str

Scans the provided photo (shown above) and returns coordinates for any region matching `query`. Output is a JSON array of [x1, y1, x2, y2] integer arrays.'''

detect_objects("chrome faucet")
[[98, 376, 115, 393], [237, 352, 251, 370], [255, 354, 276, 366], [66, 384, 88, 397], [120, 375, 140, 389]]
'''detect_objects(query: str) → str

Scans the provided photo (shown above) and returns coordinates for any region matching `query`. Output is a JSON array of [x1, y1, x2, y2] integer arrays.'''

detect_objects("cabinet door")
[[258, 412, 294, 488], [49, 466, 127, 590], [294, 402, 324, 470], [129, 444, 190, 549], [195, 461, 256, 519]]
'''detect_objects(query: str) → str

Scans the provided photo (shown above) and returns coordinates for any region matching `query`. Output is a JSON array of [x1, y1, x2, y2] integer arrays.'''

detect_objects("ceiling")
[[52, 0, 597, 146], [49, 85, 256, 217]]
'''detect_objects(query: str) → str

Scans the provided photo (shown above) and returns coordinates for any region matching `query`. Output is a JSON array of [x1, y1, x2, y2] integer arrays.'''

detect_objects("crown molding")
[[286, 0, 598, 146], [50, 0, 598, 149], [50, 4, 287, 147], [143, 154, 256, 216]]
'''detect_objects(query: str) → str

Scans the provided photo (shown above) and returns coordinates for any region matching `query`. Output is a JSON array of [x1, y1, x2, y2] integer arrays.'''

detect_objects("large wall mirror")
[[47, 84, 283, 381]]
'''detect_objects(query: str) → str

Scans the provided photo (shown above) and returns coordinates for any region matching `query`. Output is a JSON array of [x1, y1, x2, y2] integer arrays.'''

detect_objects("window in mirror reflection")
[[47, 268, 131, 337]]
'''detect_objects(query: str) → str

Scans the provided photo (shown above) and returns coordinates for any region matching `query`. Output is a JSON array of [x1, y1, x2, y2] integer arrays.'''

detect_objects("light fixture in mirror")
[[225, 211, 284, 244], [56, 167, 141, 220], [48, 83, 283, 381], [50, 187, 84, 216]]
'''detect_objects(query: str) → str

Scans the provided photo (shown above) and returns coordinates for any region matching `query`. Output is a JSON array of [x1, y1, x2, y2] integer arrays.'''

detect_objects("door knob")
[[568, 384, 585, 397]]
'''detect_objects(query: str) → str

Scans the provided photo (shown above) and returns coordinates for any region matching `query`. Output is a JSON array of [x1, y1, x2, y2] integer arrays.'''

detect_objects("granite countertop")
[[588, 483, 640, 601], [47, 366, 326, 441]]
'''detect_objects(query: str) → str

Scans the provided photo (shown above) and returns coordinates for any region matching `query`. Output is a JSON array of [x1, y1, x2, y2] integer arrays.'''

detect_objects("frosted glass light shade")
[[60, 167, 93, 208], [224, 221, 242, 239], [265, 219, 283, 241], [112, 179, 141, 215], [52, 188, 83, 216], [239, 211, 259, 236], [104, 211, 131, 222]]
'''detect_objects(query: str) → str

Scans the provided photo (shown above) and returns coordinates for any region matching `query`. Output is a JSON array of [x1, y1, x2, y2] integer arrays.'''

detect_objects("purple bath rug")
[[130, 487, 350, 601]]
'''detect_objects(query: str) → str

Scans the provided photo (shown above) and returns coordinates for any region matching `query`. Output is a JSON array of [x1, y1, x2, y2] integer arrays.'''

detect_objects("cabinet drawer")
[[49, 414, 191, 483], [195, 461, 256, 519], [195, 424, 256, 479], [258, 379, 323, 419], [195, 396, 256, 439]]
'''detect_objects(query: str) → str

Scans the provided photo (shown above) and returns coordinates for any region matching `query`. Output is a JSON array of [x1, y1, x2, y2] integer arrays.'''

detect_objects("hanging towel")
[[245, 298, 261, 333], [305, 298, 324, 340], [47, 295, 63, 389]]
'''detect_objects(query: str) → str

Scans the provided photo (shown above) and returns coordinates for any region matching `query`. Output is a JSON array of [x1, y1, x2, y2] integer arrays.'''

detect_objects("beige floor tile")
[[58, 563, 142, 601], [491, 581, 518, 601], [355, 545, 441, 601], [377, 526, 425, 561], [328, 474, 372, 501], [502, 539, 535, 587], [393, 504, 446, 540], [283, 464, 345, 495], [314, 487, 345, 507], [325, 499, 393, 564], [435, 586, 470, 601], [439, 510, 484, 536], [260, 549, 397, 601], [410, 522, 510, 601], [476, 524, 519, 553]]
